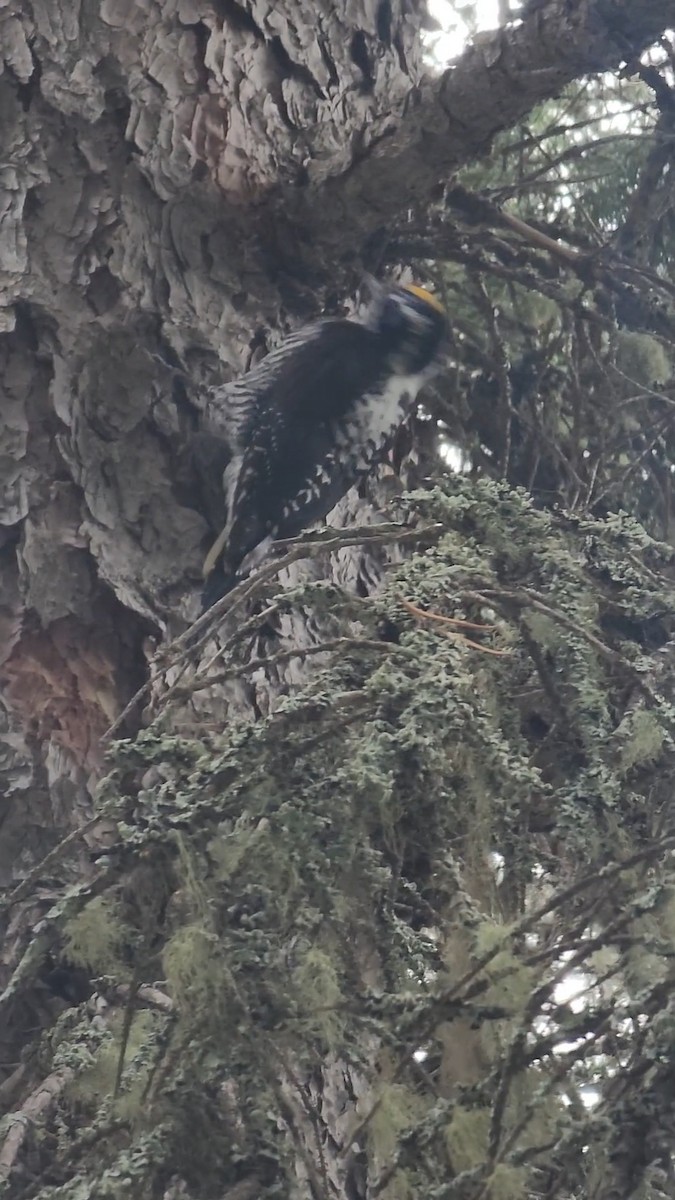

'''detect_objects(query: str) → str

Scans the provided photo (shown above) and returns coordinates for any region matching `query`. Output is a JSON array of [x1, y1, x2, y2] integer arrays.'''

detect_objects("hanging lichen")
[[10, 475, 675, 1199]]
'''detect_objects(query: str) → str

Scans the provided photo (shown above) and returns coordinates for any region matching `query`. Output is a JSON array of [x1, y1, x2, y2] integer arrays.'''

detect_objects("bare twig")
[[1, 815, 102, 914], [399, 597, 497, 631], [399, 596, 511, 655], [101, 522, 443, 742], [162, 637, 401, 702], [0, 1069, 74, 1184]]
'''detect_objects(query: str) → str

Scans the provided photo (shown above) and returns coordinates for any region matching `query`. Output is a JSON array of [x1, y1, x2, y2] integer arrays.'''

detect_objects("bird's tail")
[[201, 565, 237, 613]]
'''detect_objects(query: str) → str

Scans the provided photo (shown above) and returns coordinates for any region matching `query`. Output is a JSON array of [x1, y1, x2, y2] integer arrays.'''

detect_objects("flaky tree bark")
[[2, 0, 675, 1190]]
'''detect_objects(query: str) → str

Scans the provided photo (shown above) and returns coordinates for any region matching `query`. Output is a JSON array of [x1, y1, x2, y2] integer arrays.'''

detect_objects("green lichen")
[[63, 896, 129, 976]]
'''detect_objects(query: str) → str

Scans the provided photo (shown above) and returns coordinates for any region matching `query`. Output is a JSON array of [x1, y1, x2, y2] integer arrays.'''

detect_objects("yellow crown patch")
[[402, 284, 446, 315]]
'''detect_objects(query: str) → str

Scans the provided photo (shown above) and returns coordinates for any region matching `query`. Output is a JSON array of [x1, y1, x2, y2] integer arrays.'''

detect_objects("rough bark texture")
[[2, 0, 675, 1192], [0, 0, 428, 888]]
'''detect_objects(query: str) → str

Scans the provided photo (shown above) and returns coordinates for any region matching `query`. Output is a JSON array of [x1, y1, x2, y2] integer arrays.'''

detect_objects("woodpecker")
[[201, 280, 447, 610]]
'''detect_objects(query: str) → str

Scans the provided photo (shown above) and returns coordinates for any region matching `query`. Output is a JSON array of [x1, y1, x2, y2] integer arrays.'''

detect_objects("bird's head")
[[366, 280, 448, 375]]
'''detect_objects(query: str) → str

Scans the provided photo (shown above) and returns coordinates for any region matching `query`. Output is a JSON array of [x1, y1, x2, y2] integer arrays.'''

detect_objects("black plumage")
[[201, 283, 447, 610]]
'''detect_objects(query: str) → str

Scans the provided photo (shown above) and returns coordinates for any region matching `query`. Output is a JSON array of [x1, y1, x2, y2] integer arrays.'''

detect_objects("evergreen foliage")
[[11, 477, 675, 1198]]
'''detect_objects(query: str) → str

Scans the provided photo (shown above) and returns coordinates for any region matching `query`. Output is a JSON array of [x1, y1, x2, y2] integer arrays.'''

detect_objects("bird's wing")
[[222, 320, 387, 570], [206, 322, 344, 452]]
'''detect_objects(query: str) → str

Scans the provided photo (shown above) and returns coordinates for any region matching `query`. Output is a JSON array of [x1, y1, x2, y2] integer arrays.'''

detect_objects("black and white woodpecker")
[[201, 280, 448, 611]]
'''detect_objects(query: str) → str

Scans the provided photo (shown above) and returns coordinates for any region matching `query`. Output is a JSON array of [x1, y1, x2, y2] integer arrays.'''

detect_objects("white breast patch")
[[338, 372, 421, 459]]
